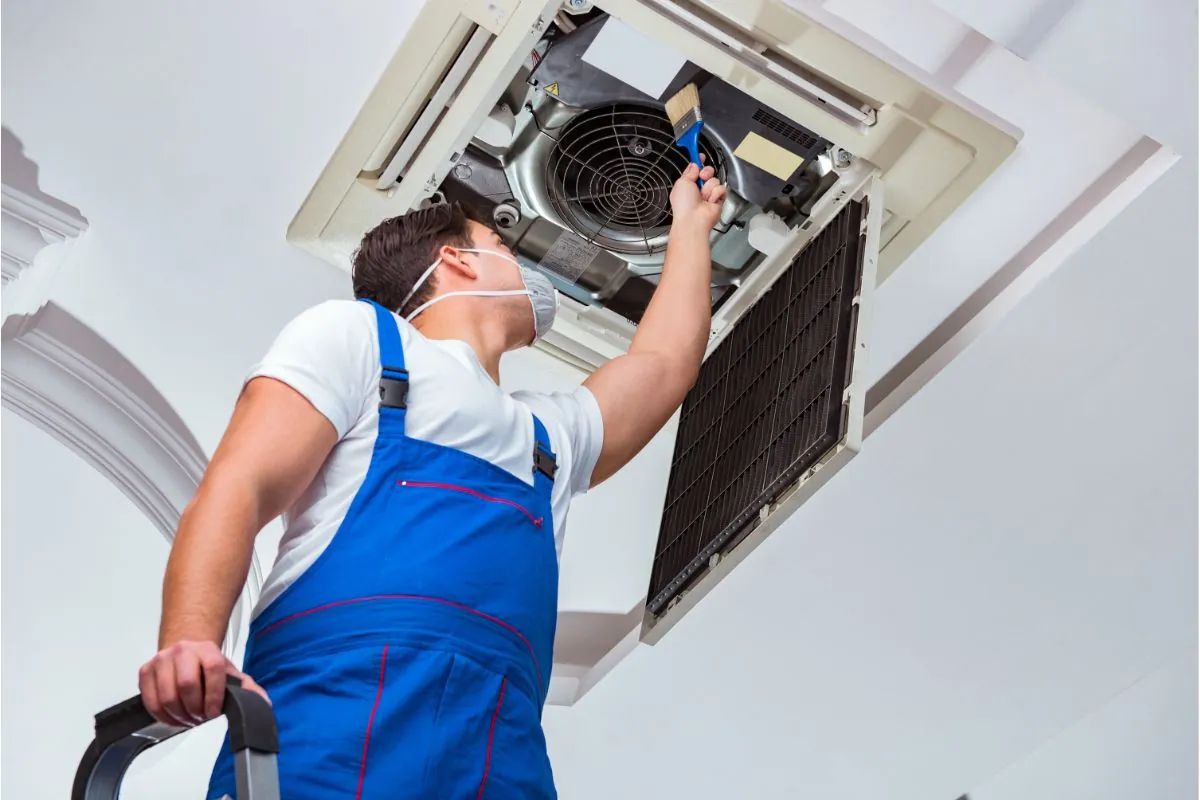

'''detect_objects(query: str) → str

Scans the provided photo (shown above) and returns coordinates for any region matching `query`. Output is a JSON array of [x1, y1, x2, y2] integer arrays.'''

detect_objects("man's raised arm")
[[584, 161, 726, 486]]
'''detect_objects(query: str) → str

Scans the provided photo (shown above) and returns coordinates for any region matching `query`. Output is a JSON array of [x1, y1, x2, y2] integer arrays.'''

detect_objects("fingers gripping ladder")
[[72, 676, 280, 799]]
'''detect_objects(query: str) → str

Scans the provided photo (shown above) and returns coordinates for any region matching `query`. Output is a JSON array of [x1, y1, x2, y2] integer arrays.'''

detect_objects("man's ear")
[[438, 245, 478, 281]]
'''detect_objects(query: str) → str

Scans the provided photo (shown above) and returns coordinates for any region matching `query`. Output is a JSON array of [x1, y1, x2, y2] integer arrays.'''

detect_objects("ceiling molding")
[[1, 302, 263, 656], [2, 127, 89, 326], [0, 184, 87, 286], [1, 129, 262, 655]]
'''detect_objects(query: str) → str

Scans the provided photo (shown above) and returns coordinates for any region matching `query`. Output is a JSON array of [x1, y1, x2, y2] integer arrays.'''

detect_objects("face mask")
[[400, 248, 558, 344]]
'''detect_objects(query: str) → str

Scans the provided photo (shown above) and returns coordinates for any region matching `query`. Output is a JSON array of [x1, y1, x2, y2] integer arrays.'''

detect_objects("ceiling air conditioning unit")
[[288, 0, 1016, 642]]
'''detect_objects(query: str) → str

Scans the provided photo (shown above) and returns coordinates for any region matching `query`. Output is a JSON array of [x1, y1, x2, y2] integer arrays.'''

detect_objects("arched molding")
[[1, 127, 261, 655]]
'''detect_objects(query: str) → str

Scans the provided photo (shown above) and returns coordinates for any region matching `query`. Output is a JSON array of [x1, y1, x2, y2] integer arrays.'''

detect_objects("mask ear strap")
[[399, 258, 443, 312], [404, 289, 531, 322]]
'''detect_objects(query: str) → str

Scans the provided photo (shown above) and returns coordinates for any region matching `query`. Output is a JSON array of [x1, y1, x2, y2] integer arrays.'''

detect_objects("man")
[[139, 161, 725, 798]]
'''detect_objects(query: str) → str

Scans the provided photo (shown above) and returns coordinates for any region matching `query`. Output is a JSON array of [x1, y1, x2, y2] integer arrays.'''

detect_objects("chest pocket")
[[396, 479, 546, 529]]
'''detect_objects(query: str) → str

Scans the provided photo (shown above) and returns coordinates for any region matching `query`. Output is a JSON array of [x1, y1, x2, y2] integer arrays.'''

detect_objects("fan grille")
[[547, 103, 723, 255]]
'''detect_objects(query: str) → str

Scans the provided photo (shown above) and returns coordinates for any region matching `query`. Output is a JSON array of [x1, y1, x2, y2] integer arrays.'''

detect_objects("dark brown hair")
[[351, 202, 484, 315]]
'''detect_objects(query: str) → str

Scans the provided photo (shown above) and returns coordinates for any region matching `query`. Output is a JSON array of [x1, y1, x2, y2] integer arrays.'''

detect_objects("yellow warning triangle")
[[544, 82, 559, 96]]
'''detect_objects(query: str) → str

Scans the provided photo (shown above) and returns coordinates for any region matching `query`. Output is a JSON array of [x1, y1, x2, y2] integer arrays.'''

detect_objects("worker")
[[137, 160, 726, 798]]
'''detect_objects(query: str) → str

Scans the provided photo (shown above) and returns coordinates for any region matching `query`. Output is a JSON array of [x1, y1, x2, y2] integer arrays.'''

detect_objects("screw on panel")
[[453, 163, 473, 181], [565, 0, 593, 10], [418, 190, 447, 210], [493, 201, 521, 229]]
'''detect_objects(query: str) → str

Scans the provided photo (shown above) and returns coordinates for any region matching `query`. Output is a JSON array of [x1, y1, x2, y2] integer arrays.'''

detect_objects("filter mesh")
[[647, 200, 865, 615]]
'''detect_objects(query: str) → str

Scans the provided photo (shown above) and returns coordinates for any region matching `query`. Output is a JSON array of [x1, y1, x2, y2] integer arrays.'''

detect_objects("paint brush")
[[665, 83, 705, 189]]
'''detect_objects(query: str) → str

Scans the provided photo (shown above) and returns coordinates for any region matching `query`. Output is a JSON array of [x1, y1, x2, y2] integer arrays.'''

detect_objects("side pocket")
[[419, 654, 457, 788], [475, 677, 508, 799], [475, 680, 556, 799], [345, 646, 452, 797], [354, 645, 390, 799], [423, 655, 510, 797]]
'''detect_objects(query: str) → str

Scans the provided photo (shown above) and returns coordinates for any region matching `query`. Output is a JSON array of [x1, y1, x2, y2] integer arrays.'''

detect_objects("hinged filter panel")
[[647, 198, 868, 618]]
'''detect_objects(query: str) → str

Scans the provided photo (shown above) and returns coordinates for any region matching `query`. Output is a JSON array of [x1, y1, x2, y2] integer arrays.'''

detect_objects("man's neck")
[[412, 302, 509, 383]]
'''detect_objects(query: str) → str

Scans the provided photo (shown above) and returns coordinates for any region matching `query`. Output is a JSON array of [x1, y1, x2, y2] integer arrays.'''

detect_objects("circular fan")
[[546, 103, 724, 255]]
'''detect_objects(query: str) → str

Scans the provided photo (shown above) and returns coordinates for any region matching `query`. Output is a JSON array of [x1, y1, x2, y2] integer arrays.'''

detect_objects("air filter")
[[647, 200, 865, 616]]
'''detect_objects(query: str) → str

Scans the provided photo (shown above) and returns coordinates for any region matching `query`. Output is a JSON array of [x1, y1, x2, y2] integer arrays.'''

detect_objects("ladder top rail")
[[72, 675, 279, 800]]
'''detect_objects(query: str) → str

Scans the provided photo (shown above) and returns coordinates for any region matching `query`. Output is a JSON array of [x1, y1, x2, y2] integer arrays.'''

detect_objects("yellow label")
[[544, 82, 560, 96], [733, 131, 804, 180]]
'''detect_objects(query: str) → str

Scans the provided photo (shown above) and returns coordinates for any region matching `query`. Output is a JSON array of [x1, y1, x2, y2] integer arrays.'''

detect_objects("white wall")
[[540, 154, 1198, 799], [0, 0, 427, 452], [0, 409, 224, 796]]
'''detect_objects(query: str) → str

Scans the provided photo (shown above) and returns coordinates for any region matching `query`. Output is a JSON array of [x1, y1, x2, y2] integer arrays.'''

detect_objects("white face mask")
[[400, 248, 558, 344]]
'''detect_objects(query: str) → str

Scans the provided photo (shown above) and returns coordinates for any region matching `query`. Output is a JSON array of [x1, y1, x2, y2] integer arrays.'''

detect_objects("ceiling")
[[1, 0, 1195, 796], [540, 146, 1198, 800]]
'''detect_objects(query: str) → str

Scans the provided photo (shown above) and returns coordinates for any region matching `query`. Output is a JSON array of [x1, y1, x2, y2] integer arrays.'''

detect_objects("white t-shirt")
[[247, 299, 605, 617]]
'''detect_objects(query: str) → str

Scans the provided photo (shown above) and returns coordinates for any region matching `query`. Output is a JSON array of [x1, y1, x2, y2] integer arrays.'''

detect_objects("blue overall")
[[209, 300, 559, 799]]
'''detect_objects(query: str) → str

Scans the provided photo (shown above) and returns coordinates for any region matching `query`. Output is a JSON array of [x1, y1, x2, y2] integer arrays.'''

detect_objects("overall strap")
[[363, 299, 408, 434], [531, 415, 557, 498]]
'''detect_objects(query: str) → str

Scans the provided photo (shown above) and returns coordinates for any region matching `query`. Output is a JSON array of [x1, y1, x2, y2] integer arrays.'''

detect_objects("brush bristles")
[[665, 83, 701, 130], [670, 107, 702, 142]]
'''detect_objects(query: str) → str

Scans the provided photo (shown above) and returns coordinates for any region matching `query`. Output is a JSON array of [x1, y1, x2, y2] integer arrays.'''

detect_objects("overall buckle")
[[534, 443, 557, 480], [379, 367, 409, 409]]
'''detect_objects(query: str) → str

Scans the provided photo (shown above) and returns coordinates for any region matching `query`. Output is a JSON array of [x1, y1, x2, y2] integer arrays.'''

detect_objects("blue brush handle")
[[677, 121, 706, 190]]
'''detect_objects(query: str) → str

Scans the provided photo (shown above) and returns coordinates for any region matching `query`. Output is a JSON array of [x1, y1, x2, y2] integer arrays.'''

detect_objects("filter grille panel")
[[647, 200, 865, 615]]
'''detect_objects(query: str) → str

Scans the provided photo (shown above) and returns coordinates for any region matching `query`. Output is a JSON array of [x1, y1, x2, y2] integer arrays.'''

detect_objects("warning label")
[[539, 231, 600, 283], [544, 82, 560, 96]]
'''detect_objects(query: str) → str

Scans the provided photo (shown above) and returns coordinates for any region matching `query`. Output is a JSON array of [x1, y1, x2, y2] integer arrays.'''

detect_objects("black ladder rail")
[[72, 675, 280, 800]]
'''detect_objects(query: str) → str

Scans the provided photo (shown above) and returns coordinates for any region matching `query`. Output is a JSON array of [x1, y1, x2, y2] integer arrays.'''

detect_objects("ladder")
[[72, 676, 280, 799]]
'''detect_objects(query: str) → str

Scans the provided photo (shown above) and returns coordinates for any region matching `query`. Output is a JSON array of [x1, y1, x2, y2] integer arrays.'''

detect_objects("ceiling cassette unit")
[[288, 0, 1016, 641]]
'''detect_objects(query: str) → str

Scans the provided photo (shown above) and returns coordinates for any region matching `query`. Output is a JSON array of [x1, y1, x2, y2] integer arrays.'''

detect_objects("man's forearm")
[[630, 221, 713, 383], [580, 168, 724, 485], [158, 478, 261, 649]]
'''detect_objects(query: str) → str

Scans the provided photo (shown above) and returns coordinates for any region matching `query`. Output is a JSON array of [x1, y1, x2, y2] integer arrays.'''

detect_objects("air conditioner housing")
[[287, 0, 1015, 652]]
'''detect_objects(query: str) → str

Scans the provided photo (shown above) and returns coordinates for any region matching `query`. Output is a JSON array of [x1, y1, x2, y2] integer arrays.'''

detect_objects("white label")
[[581, 18, 687, 101], [539, 231, 602, 283]]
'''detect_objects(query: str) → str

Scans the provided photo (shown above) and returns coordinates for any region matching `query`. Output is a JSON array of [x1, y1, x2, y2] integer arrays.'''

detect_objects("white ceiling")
[[541, 144, 1198, 800], [969, 646, 1197, 800], [1, 0, 1194, 796]]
